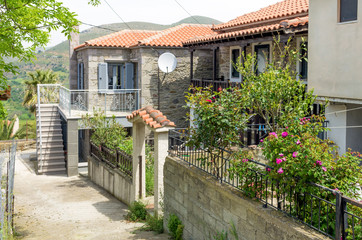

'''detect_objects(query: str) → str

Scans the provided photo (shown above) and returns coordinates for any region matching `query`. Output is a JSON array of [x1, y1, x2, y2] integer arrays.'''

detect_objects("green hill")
[[48, 16, 221, 54], [4, 16, 221, 120]]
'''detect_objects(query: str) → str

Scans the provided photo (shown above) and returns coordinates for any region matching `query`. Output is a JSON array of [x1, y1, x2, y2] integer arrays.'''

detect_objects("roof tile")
[[213, 0, 308, 31], [127, 106, 176, 129]]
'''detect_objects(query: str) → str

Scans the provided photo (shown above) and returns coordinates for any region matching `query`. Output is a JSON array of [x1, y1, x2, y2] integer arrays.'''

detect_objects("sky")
[[48, 0, 281, 48]]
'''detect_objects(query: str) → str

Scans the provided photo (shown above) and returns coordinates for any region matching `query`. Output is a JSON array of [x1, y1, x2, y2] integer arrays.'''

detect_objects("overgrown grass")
[[126, 201, 147, 222]]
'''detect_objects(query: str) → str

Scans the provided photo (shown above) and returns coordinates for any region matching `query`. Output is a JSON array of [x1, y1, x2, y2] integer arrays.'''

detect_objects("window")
[[255, 44, 270, 75], [340, 0, 358, 22], [77, 62, 84, 90], [230, 47, 241, 81], [299, 42, 308, 80], [98, 62, 135, 90]]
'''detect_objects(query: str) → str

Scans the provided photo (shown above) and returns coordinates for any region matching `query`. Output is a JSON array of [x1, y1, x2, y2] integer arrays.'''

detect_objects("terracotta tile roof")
[[184, 16, 308, 45], [134, 24, 214, 48], [74, 30, 159, 50], [184, 23, 281, 45], [280, 16, 308, 28], [127, 106, 176, 129], [213, 0, 308, 31]]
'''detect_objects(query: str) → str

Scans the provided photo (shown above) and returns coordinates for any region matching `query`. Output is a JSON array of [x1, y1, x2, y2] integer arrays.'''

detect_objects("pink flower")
[[282, 157, 286, 162], [296, 140, 301, 145], [269, 132, 278, 138], [282, 132, 288, 137], [242, 159, 248, 163], [276, 158, 283, 164], [277, 168, 284, 174], [266, 168, 271, 172], [334, 188, 339, 191], [292, 152, 298, 158], [279, 153, 284, 157], [218, 87, 222, 92], [212, 96, 216, 99], [286, 126, 288, 129], [322, 167, 327, 172], [206, 99, 212, 103], [260, 139, 264, 143], [316, 160, 322, 166]]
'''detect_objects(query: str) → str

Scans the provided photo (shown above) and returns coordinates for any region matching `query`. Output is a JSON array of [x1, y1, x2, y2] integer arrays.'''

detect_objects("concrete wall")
[[163, 156, 326, 240], [309, 0, 362, 100], [88, 156, 133, 205]]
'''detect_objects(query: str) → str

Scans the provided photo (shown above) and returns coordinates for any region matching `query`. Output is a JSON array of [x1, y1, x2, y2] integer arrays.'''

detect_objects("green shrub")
[[144, 213, 164, 234], [118, 137, 133, 155], [175, 224, 184, 240], [126, 201, 147, 222], [168, 214, 183, 239], [146, 144, 154, 196]]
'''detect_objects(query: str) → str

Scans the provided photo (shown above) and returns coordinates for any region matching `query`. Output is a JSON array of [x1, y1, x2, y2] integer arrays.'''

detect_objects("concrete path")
[[14, 150, 169, 240]]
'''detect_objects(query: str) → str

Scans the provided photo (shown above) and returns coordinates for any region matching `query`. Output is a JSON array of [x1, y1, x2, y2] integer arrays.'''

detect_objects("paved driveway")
[[14, 150, 169, 240]]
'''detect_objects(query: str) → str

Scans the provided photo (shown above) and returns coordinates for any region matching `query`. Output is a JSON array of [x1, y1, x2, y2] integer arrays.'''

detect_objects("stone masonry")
[[163, 156, 327, 240]]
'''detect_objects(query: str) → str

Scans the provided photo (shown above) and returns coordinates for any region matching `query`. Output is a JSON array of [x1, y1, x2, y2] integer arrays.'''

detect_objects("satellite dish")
[[158, 52, 177, 73]]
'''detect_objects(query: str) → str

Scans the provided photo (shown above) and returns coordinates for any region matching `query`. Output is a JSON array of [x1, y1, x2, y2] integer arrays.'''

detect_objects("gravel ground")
[[13, 150, 169, 240]]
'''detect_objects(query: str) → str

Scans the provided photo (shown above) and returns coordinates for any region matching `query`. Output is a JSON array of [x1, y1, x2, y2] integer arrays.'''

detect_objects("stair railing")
[[36, 84, 43, 173]]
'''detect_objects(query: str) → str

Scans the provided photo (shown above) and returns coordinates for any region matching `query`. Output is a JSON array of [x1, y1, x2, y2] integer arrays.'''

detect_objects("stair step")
[[37, 118, 61, 123], [37, 126, 62, 132], [38, 167, 66, 174], [37, 139, 63, 144], [41, 161, 65, 167], [38, 154, 65, 161], [37, 144, 64, 150], [37, 149, 65, 156]]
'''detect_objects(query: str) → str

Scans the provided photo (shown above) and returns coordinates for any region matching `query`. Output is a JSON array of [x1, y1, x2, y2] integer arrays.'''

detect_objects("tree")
[[235, 37, 316, 131], [0, 0, 82, 89], [23, 69, 59, 113]]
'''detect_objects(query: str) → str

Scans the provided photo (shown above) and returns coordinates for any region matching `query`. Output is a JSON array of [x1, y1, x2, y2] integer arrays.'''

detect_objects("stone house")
[[42, 24, 214, 176], [182, 0, 311, 145], [72, 24, 214, 128], [309, 0, 362, 154]]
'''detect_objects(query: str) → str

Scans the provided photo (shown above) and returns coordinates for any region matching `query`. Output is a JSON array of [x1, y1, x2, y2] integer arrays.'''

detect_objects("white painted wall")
[[326, 104, 347, 154], [346, 104, 362, 153], [309, 0, 362, 101]]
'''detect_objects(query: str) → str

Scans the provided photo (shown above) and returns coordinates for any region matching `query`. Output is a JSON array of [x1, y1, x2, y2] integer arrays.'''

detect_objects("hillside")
[[47, 16, 221, 54], [4, 16, 221, 120]]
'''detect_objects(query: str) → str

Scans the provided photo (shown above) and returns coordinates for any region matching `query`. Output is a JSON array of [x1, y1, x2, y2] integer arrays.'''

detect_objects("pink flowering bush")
[[262, 115, 362, 197]]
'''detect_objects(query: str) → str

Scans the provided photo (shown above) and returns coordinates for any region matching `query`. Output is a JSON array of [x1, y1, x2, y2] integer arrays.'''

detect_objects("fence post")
[[341, 197, 347, 240], [138, 156, 142, 198], [335, 192, 342, 240]]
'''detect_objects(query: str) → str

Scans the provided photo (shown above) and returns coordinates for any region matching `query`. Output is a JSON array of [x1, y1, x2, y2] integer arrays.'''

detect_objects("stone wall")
[[0, 139, 36, 151], [88, 155, 133, 205], [163, 156, 327, 240], [139, 48, 212, 128]]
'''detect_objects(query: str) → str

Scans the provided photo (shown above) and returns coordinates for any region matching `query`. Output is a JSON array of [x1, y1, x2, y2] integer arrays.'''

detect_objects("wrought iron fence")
[[168, 129, 362, 240], [0, 142, 17, 238], [190, 78, 241, 91], [90, 142, 132, 178]]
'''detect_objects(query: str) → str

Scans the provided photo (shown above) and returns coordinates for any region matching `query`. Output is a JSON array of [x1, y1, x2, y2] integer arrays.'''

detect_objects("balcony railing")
[[37, 84, 140, 118], [190, 78, 241, 91]]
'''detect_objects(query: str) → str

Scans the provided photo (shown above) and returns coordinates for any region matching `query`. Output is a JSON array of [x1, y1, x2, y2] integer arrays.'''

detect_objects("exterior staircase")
[[36, 104, 66, 174]]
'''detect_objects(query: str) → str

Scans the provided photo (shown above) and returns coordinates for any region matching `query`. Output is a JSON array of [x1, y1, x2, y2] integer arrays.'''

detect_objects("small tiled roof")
[[213, 0, 308, 31], [127, 106, 176, 129], [74, 30, 159, 50], [134, 24, 214, 48]]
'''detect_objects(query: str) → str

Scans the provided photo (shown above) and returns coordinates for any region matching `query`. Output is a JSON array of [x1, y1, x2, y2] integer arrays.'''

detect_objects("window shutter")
[[125, 63, 134, 89], [98, 63, 108, 90]]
